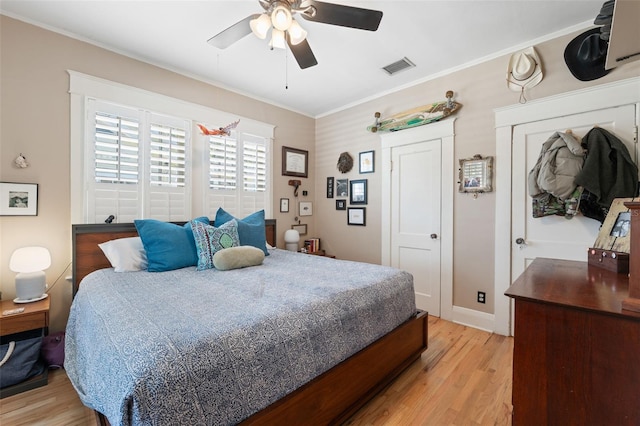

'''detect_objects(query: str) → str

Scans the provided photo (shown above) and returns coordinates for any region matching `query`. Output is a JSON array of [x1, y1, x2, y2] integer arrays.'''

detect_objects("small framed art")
[[292, 224, 307, 236], [359, 150, 374, 173], [336, 179, 348, 197], [348, 207, 366, 226], [299, 201, 313, 216], [327, 177, 334, 198], [280, 198, 289, 213], [459, 155, 493, 194], [282, 146, 308, 178], [0, 182, 38, 216], [349, 179, 367, 205], [336, 199, 346, 210]]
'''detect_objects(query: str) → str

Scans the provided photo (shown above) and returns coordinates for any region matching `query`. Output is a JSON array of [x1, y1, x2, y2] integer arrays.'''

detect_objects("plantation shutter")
[[240, 134, 268, 216], [206, 132, 269, 218], [147, 114, 190, 221], [86, 100, 191, 223], [87, 100, 142, 223]]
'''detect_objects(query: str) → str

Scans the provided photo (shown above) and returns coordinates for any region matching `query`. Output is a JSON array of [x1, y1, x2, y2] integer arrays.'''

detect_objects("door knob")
[[430, 233, 438, 239], [515, 238, 525, 245], [515, 237, 527, 249]]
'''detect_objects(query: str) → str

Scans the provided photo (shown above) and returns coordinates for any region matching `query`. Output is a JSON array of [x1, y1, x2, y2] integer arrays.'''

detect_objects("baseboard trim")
[[452, 306, 495, 333]]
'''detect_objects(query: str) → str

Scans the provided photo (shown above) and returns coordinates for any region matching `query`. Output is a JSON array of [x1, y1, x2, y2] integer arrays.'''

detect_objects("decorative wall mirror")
[[459, 155, 493, 195]]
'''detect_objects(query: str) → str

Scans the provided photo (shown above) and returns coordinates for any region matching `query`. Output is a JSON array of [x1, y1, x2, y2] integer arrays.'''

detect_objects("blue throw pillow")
[[214, 208, 269, 255], [134, 216, 209, 272], [191, 220, 240, 270]]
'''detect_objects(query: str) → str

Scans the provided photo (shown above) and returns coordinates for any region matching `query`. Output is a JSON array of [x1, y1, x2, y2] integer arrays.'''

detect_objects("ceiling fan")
[[207, 0, 383, 69]]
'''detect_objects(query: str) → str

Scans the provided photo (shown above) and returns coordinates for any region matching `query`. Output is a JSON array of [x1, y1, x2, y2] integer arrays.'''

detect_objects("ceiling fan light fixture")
[[269, 28, 286, 50], [250, 13, 271, 39], [287, 20, 307, 45], [271, 4, 292, 31]]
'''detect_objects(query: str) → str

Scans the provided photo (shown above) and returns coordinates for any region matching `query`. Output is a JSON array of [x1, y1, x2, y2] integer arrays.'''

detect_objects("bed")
[[68, 219, 428, 425]]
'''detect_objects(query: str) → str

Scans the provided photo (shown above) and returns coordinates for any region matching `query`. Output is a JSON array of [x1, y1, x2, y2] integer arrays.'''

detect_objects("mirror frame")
[[458, 155, 493, 194]]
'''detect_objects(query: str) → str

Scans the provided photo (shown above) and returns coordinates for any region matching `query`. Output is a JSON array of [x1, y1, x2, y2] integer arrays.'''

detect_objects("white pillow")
[[98, 237, 148, 272], [212, 246, 265, 271]]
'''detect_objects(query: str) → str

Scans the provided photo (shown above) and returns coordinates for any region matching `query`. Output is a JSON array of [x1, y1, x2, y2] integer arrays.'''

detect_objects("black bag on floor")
[[0, 329, 45, 388]]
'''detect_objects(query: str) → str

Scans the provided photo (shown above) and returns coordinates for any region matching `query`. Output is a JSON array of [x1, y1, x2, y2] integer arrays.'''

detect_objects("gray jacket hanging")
[[529, 131, 585, 200]]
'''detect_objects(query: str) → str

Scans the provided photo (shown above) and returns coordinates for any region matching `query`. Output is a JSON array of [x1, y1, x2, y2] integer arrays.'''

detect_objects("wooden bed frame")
[[71, 220, 429, 425]]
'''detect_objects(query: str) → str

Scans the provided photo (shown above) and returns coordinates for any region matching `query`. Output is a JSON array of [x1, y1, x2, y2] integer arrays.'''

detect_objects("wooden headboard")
[[71, 219, 276, 295]]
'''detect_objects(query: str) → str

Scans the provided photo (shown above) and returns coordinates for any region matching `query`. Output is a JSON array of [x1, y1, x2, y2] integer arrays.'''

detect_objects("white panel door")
[[512, 105, 637, 282], [391, 139, 442, 315]]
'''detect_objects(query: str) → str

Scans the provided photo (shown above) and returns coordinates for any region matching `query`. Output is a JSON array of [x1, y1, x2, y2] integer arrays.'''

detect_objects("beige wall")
[[2, 15, 639, 331], [315, 29, 640, 314], [0, 16, 315, 331]]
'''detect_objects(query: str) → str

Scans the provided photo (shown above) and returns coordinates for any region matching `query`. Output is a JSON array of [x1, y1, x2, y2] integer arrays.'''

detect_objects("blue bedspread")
[[65, 249, 416, 425]]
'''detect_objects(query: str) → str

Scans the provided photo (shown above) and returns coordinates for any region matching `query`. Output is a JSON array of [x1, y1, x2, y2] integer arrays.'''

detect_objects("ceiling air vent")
[[382, 57, 415, 75]]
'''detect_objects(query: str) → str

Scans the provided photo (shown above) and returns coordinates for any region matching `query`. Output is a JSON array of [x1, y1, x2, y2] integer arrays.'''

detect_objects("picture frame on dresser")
[[0, 182, 38, 216]]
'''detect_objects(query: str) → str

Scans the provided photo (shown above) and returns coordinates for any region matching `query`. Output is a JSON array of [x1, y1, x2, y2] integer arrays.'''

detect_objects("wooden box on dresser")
[[505, 258, 640, 425]]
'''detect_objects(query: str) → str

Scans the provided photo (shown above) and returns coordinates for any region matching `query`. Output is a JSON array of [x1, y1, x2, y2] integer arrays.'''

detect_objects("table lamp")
[[9, 246, 51, 302], [284, 229, 300, 252]]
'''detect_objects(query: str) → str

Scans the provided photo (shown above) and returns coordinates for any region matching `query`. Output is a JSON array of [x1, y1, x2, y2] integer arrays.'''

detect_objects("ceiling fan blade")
[[301, 1, 383, 31], [207, 14, 259, 49], [287, 36, 318, 69]]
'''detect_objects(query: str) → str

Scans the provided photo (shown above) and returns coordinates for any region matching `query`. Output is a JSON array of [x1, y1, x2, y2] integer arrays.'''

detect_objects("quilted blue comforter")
[[65, 249, 416, 425]]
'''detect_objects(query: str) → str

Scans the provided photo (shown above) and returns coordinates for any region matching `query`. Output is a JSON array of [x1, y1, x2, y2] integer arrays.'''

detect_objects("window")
[[204, 132, 269, 219], [85, 100, 191, 223], [69, 71, 274, 224]]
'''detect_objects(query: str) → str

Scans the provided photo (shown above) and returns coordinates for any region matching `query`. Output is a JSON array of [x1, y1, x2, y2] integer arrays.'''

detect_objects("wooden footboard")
[[242, 310, 429, 425], [94, 310, 428, 425]]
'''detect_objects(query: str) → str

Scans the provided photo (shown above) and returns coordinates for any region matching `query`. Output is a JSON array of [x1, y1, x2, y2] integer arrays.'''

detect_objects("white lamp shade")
[[10, 247, 51, 273], [10, 247, 50, 301], [269, 29, 286, 50], [250, 13, 271, 39], [271, 4, 292, 31], [284, 229, 300, 251], [287, 20, 307, 45]]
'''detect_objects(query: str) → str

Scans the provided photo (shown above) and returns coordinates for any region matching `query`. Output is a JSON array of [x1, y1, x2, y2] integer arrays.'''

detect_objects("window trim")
[[69, 70, 275, 224]]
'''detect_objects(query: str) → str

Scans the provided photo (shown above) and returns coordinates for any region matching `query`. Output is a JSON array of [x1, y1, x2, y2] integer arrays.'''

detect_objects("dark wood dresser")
[[505, 257, 640, 425]]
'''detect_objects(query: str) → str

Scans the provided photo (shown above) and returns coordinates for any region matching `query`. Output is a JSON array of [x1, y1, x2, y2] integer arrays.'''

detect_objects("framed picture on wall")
[[280, 198, 289, 213], [336, 199, 346, 210], [0, 182, 38, 216], [359, 150, 374, 173], [292, 224, 307, 236], [348, 207, 366, 226], [349, 179, 367, 205], [336, 179, 348, 197], [327, 177, 334, 198], [299, 201, 313, 216], [282, 146, 308, 178]]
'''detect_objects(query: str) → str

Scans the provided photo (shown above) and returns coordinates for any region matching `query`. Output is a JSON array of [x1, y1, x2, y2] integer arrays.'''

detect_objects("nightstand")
[[306, 250, 336, 259], [0, 297, 50, 398]]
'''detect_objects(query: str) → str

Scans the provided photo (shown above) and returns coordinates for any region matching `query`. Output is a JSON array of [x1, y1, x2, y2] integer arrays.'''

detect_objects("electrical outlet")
[[477, 291, 486, 304]]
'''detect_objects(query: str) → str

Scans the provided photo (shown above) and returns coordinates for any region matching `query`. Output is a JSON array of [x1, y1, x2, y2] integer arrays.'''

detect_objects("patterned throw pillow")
[[214, 208, 269, 255], [191, 220, 240, 270]]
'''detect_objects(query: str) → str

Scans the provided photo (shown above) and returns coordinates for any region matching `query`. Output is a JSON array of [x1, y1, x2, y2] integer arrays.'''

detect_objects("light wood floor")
[[0, 316, 513, 426]]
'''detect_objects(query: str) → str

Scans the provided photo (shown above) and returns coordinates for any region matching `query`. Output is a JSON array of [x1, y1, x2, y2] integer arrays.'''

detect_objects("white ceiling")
[[1, 1, 603, 117]]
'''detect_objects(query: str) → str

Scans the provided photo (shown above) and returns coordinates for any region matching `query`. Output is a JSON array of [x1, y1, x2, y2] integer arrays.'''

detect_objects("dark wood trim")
[[242, 310, 428, 425]]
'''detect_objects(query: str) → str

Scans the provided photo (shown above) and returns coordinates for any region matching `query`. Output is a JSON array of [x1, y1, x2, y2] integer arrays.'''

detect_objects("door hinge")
[[634, 125, 638, 143], [390, 160, 393, 172]]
